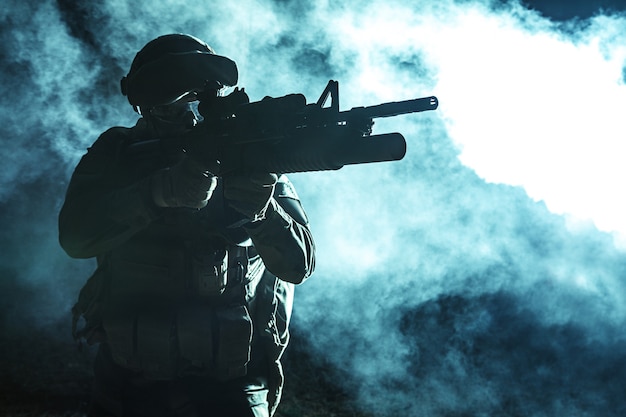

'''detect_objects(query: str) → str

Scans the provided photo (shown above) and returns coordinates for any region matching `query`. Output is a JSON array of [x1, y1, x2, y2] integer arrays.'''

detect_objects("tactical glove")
[[223, 173, 278, 222], [151, 156, 217, 209]]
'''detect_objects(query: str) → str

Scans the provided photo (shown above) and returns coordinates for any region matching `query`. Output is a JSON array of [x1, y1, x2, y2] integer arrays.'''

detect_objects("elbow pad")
[[274, 175, 309, 226]]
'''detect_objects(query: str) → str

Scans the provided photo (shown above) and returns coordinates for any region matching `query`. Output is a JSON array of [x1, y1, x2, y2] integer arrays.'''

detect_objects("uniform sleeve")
[[58, 128, 163, 259], [244, 175, 315, 284]]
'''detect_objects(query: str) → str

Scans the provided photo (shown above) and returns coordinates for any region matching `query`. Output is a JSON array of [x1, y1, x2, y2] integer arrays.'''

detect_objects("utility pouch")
[[215, 305, 253, 380], [190, 248, 228, 297]]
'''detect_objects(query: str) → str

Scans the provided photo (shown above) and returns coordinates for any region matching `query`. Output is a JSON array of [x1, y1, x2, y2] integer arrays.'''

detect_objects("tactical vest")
[[73, 242, 294, 412], [100, 216, 264, 381], [73, 132, 273, 381]]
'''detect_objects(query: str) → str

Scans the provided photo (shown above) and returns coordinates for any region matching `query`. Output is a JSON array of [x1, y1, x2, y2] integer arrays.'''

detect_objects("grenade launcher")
[[182, 80, 438, 175]]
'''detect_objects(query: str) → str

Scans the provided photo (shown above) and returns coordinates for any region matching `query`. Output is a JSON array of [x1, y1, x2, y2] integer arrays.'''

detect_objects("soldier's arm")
[[58, 128, 162, 259], [244, 175, 315, 284]]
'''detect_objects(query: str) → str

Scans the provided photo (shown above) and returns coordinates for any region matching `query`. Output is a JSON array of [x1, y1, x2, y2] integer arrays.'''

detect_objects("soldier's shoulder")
[[90, 121, 145, 152]]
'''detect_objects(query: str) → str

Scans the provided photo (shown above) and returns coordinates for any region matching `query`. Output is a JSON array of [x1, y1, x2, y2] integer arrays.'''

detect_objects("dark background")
[[523, 0, 626, 20]]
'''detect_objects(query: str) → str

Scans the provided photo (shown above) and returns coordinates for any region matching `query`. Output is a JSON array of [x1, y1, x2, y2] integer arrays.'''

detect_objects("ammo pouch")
[[100, 242, 257, 380], [178, 303, 253, 380], [103, 302, 253, 381]]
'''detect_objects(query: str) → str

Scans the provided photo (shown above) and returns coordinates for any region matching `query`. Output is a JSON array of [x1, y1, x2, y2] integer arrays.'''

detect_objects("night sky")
[[1, 1, 626, 416]]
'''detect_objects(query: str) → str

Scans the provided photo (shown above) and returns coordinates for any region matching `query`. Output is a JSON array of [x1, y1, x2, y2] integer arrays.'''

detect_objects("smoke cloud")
[[2, 0, 626, 416]]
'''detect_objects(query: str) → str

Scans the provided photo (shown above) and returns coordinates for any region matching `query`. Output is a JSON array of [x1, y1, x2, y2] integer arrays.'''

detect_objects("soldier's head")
[[120, 34, 238, 134]]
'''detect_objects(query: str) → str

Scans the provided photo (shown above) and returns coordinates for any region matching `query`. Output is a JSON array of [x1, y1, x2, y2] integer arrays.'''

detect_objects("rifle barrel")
[[345, 96, 438, 119]]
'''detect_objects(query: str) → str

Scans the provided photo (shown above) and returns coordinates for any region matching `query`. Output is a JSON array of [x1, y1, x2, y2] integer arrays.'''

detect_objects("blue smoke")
[[1, 0, 625, 416]]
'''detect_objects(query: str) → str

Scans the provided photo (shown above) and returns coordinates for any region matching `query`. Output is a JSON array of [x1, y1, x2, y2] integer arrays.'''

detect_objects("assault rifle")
[[182, 80, 438, 175]]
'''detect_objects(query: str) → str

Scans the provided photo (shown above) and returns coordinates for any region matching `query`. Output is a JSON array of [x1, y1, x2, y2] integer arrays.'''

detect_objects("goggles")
[[148, 93, 202, 125]]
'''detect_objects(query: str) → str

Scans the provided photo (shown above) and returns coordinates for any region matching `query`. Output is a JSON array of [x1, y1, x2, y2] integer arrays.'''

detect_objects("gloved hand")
[[223, 172, 278, 222], [151, 156, 217, 209]]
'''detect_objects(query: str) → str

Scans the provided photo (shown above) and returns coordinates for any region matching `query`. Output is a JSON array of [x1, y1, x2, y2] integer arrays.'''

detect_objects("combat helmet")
[[120, 34, 238, 112]]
